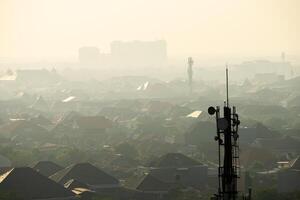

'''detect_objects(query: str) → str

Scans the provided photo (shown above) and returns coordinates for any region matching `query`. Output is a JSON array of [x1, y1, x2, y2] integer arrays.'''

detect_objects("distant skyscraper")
[[187, 57, 194, 93], [281, 52, 286, 63]]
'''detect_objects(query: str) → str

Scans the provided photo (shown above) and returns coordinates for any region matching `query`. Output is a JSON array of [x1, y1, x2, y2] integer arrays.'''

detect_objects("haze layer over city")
[[0, 0, 299, 200]]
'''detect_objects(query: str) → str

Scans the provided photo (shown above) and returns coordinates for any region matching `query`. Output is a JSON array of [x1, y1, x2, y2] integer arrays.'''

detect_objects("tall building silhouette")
[[187, 57, 194, 93]]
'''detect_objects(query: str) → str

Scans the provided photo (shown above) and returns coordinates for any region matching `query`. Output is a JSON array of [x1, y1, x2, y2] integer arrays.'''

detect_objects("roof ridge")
[[290, 156, 300, 168], [0, 168, 13, 183]]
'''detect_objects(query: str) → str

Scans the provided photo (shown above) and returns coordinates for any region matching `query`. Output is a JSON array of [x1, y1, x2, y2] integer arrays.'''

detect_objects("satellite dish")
[[208, 106, 216, 115]]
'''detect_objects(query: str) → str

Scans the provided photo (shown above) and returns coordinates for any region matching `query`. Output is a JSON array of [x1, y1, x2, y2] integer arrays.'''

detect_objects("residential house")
[[0, 119, 49, 143], [50, 163, 120, 190], [75, 116, 113, 135], [252, 136, 300, 154], [0, 167, 75, 200], [137, 153, 208, 194], [32, 161, 64, 177], [277, 156, 300, 193]]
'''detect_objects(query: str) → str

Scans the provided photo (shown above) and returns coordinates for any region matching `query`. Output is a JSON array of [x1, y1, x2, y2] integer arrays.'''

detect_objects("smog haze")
[[0, 0, 299, 61]]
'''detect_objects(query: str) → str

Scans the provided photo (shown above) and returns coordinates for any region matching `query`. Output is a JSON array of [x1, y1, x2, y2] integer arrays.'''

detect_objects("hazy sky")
[[0, 0, 299, 60]]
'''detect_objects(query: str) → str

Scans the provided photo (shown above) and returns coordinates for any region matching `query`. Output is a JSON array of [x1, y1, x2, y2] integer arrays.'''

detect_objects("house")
[[51, 123, 76, 138], [290, 156, 300, 169], [137, 153, 208, 194], [109, 155, 140, 169], [240, 147, 277, 168], [50, 163, 120, 189], [254, 156, 300, 193], [277, 156, 300, 193], [29, 114, 54, 130], [98, 106, 138, 122], [56, 111, 82, 127], [0, 119, 49, 143], [30, 96, 49, 111], [0, 167, 75, 200], [186, 110, 202, 119], [137, 173, 174, 193], [52, 111, 83, 136], [185, 121, 215, 146], [75, 116, 113, 135], [140, 82, 176, 98], [252, 136, 300, 154], [15, 91, 35, 104], [30, 114, 52, 126], [51, 97, 81, 113], [77, 186, 161, 200], [32, 161, 64, 177], [64, 179, 89, 190], [144, 100, 174, 115], [137, 166, 208, 193], [149, 153, 201, 168]]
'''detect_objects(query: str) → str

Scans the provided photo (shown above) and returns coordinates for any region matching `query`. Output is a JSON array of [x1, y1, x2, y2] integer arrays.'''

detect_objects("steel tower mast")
[[208, 67, 241, 200]]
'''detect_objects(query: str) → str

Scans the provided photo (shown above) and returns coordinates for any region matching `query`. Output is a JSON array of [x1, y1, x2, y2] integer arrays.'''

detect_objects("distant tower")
[[281, 52, 286, 63], [187, 57, 194, 93]]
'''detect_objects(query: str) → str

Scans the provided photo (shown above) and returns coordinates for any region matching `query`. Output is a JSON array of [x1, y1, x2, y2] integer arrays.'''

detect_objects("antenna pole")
[[208, 67, 242, 200], [226, 65, 229, 107]]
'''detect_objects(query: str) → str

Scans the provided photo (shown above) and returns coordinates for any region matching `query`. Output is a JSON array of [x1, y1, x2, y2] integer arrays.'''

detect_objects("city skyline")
[[0, 0, 299, 60]]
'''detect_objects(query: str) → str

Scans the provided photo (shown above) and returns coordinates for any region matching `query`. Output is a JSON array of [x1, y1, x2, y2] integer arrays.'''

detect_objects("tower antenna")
[[207, 68, 250, 200], [226, 65, 229, 107]]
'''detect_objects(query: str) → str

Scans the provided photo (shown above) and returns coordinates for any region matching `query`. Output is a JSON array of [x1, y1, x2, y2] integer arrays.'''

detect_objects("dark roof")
[[32, 161, 63, 177], [146, 101, 173, 114], [98, 106, 138, 121], [0, 120, 48, 140], [110, 155, 140, 168], [80, 186, 161, 200], [185, 121, 216, 145], [253, 136, 300, 152], [290, 156, 300, 170], [51, 122, 74, 135], [136, 174, 174, 191], [57, 111, 82, 126], [50, 163, 119, 185], [150, 153, 201, 168], [0, 167, 74, 199], [30, 114, 52, 126], [137, 166, 208, 191], [76, 116, 113, 130], [31, 96, 49, 109], [1, 120, 45, 134], [0, 167, 12, 175]]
